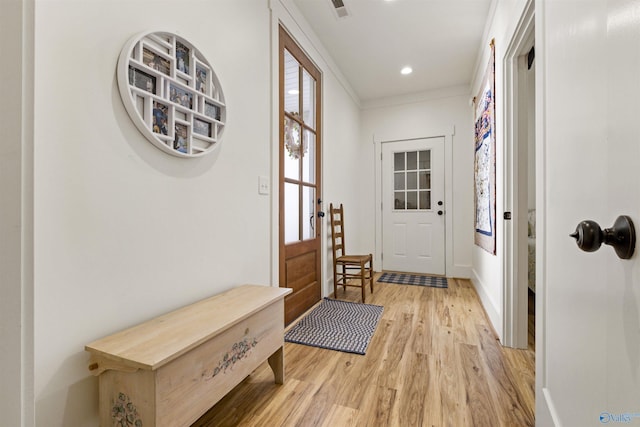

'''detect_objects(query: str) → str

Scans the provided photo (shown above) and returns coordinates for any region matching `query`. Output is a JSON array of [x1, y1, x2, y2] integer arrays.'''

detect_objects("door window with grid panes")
[[393, 150, 432, 210]]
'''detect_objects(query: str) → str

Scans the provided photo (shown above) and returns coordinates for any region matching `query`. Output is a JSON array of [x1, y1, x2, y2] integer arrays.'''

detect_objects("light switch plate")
[[258, 176, 269, 195]]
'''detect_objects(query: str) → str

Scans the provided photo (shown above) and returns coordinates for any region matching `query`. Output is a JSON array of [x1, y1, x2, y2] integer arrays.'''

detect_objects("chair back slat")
[[329, 203, 347, 258]]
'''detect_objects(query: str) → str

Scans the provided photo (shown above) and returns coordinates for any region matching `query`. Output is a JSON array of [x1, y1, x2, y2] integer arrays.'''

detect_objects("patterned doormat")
[[285, 298, 383, 355], [377, 272, 448, 288]]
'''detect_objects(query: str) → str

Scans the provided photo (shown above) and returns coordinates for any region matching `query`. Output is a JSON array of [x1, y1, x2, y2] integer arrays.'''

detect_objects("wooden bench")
[[85, 284, 292, 427]]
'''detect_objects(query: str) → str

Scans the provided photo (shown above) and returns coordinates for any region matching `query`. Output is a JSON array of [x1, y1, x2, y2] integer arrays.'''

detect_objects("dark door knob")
[[437, 210, 443, 216], [570, 215, 635, 259]]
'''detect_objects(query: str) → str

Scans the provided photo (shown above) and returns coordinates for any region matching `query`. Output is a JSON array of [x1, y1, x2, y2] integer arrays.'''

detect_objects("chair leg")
[[342, 265, 347, 292], [369, 254, 374, 293], [333, 262, 338, 298], [360, 260, 366, 303]]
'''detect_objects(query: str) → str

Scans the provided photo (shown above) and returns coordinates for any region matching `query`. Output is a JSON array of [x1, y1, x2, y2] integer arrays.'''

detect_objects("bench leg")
[[267, 346, 285, 384]]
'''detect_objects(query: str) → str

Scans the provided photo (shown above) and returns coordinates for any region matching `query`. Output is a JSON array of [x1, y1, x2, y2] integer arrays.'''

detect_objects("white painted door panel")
[[381, 138, 445, 275], [540, 0, 640, 425]]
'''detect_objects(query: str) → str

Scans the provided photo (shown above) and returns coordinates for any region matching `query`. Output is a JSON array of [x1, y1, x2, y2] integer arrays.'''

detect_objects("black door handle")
[[570, 215, 635, 259], [437, 210, 443, 216]]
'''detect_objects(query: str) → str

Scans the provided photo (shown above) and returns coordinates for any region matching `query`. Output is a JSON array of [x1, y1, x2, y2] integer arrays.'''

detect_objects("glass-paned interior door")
[[283, 51, 317, 242], [279, 26, 322, 324]]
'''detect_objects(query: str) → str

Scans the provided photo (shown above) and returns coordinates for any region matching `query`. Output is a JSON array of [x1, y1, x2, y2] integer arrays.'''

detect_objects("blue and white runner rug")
[[285, 298, 383, 355], [377, 272, 448, 288]]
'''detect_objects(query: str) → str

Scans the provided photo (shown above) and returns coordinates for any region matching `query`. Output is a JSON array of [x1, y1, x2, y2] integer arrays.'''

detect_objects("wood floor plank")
[[376, 312, 413, 390], [355, 384, 397, 427], [429, 328, 471, 427], [320, 404, 359, 427], [476, 324, 535, 426], [193, 278, 535, 427], [247, 379, 316, 427], [409, 290, 435, 355], [458, 343, 500, 426], [395, 352, 429, 426]]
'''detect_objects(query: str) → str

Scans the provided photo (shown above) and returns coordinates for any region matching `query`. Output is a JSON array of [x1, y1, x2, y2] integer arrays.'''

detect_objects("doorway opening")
[[525, 48, 536, 352], [503, 0, 535, 350]]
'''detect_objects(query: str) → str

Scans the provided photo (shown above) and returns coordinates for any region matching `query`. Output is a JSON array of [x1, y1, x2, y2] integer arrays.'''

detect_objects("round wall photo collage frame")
[[117, 31, 226, 158]]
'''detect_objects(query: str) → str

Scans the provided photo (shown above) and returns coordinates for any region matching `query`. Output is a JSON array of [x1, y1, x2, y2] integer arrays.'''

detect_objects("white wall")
[[33, 2, 272, 425], [469, 0, 530, 340], [0, 0, 366, 426], [0, 7, 22, 418], [21, 0, 363, 426], [1, 0, 35, 425], [321, 78, 363, 294], [360, 87, 474, 278]]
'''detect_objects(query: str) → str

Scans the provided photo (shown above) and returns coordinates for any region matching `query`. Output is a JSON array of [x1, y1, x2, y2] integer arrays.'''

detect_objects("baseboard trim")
[[540, 387, 562, 426], [470, 269, 503, 341], [451, 265, 472, 279]]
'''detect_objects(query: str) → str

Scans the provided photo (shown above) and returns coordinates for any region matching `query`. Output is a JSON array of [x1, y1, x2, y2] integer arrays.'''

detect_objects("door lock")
[[316, 198, 325, 218]]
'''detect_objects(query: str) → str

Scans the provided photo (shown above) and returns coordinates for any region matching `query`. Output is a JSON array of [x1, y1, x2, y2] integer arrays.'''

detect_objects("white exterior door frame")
[[373, 126, 455, 277]]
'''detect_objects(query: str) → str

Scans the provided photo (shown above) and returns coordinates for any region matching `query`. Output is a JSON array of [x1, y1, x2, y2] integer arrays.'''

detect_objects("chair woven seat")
[[337, 255, 371, 263]]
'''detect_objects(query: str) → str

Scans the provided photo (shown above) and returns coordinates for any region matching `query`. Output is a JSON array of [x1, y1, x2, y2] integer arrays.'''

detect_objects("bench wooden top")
[[85, 285, 292, 373]]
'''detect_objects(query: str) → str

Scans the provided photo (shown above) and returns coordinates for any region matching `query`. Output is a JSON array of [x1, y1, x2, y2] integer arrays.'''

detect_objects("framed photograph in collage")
[[196, 64, 207, 93], [205, 102, 221, 121], [176, 41, 190, 74], [129, 66, 156, 94], [169, 84, 193, 109], [173, 123, 188, 153], [193, 119, 211, 138], [152, 102, 168, 135], [143, 48, 170, 76]]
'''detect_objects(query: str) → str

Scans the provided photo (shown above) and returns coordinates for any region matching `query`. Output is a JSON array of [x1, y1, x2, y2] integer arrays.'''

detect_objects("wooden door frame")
[[373, 127, 455, 277]]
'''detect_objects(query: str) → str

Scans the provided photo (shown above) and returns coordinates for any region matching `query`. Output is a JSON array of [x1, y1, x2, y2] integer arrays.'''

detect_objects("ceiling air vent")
[[330, 0, 350, 19]]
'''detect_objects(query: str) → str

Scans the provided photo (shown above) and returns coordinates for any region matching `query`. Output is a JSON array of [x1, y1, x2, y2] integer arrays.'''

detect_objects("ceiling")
[[292, 0, 493, 102]]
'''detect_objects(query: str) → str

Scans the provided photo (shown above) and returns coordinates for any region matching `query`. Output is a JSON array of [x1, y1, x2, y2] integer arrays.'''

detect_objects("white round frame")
[[117, 31, 226, 158]]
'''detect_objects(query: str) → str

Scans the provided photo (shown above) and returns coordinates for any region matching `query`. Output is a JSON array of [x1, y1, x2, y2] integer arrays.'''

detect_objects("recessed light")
[[288, 89, 299, 95], [401, 66, 413, 75]]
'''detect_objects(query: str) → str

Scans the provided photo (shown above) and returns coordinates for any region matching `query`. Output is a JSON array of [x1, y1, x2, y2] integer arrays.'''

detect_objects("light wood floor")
[[193, 277, 535, 427]]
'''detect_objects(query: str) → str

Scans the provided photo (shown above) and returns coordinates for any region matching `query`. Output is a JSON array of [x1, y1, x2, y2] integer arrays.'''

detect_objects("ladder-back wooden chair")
[[329, 203, 374, 302]]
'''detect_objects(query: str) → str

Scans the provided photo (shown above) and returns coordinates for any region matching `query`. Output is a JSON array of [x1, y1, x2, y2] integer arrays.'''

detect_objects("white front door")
[[381, 138, 445, 275], [539, 0, 640, 425]]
